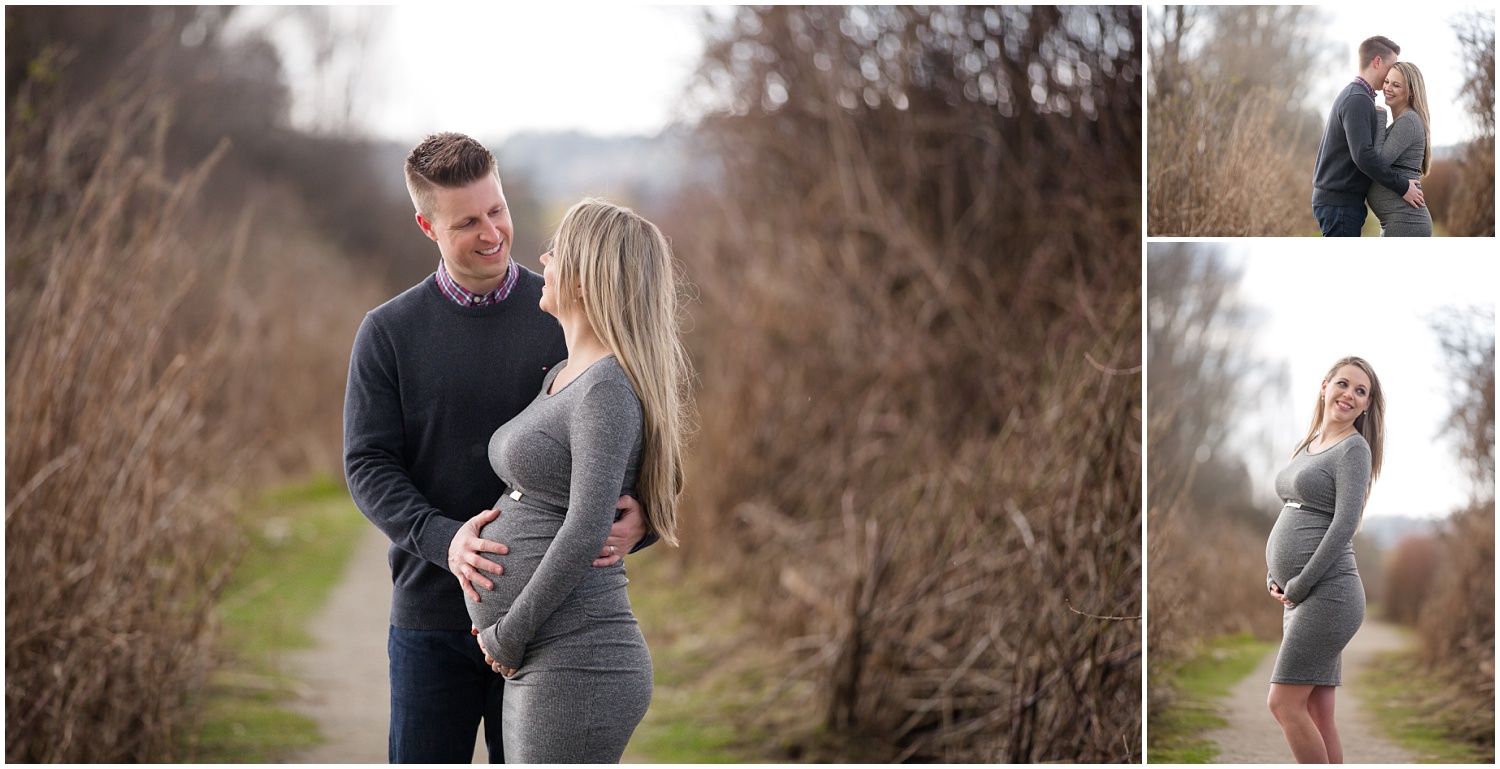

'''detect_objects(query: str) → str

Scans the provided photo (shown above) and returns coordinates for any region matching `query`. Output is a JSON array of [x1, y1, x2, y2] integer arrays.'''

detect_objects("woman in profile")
[[465, 199, 691, 762], [1369, 61, 1433, 236], [1264, 356, 1383, 763]]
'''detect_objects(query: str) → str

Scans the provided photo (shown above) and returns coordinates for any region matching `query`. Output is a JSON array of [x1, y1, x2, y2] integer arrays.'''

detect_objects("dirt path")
[[284, 525, 485, 763], [1203, 619, 1420, 763]]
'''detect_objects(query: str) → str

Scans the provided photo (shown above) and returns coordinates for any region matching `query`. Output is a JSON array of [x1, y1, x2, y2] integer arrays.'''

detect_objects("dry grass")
[[1415, 502, 1496, 752], [1148, 81, 1313, 236], [5, 69, 383, 763], [666, 7, 1141, 762], [1147, 503, 1281, 662], [1383, 534, 1440, 625], [1400, 306, 1496, 753], [1447, 139, 1496, 237], [1447, 13, 1496, 237]]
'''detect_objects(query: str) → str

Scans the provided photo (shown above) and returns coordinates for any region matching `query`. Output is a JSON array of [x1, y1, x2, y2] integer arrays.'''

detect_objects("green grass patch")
[[621, 552, 868, 763], [187, 475, 369, 762], [1358, 649, 1494, 763], [1148, 633, 1276, 764], [621, 551, 778, 763]]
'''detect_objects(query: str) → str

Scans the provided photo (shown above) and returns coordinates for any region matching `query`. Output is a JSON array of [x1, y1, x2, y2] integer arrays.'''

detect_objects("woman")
[[1368, 61, 1433, 236], [464, 199, 691, 762], [1265, 356, 1384, 763]]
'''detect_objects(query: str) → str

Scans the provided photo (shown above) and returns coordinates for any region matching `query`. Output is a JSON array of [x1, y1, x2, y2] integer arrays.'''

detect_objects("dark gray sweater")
[[1312, 81, 1411, 207], [343, 268, 566, 630]]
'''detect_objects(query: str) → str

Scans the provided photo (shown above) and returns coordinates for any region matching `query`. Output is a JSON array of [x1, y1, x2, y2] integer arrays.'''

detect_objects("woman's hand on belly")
[[474, 625, 517, 677], [1269, 581, 1297, 608]]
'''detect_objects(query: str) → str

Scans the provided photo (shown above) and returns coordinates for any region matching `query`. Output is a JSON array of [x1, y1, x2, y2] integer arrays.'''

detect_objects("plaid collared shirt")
[[435, 258, 519, 307], [1353, 76, 1376, 99]]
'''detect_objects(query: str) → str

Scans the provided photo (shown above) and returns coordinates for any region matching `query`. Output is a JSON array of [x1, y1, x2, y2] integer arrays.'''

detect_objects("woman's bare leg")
[[1306, 685, 1341, 763], [1268, 683, 1330, 763]]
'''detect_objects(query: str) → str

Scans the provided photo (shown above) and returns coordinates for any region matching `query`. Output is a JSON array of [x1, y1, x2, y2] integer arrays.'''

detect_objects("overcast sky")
[[354, 5, 717, 143], [1231, 240, 1496, 520]]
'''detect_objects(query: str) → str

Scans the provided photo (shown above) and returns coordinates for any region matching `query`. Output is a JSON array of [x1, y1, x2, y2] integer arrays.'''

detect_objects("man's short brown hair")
[[404, 132, 497, 217], [1358, 35, 1400, 69]]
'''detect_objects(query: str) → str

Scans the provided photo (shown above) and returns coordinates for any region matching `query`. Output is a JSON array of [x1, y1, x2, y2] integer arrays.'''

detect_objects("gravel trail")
[[1202, 619, 1420, 763], [284, 525, 486, 763]]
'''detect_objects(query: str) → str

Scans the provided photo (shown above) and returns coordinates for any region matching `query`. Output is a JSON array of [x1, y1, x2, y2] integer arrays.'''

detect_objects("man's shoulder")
[[366, 274, 438, 323], [1334, 82, 1373, 111], [509, 263, 544, 297]]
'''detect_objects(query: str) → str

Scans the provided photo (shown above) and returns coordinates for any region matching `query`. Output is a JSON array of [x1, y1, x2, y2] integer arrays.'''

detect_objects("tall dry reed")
[[1382, 534, 1440, 625], [5, 70, 384, 763], [1415, 501, 1495, 755], [1148, 81, 1313, 236], [1447, 13, 1495, 237], [669, 7, 1140, 761], [1407, 307, 1496, 755], [1144, 244, 1284, 725]]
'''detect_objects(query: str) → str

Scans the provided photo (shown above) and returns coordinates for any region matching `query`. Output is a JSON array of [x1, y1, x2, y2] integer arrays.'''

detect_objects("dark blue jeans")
[[388, 626, 505, 763], [1312, 204, 1366, 237]]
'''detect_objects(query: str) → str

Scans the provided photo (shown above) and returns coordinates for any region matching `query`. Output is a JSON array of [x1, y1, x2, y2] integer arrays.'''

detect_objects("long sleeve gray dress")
[[465, 356, 652, 763], [1367, 110, 1433, 236], [1265, 433, 1370, 686]]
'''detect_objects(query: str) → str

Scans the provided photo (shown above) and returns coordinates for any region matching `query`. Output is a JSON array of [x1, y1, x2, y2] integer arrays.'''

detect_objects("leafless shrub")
[[1145, 245, 1284, 722], [1148, 80, 1312, 236], [5, 19, 387, 762], [1382, 534, 1440, 625], [1414, 501, 1495, 753], [1409, 309, 1496, 753], [669, 6, 1140, 762], [1447, 12, 1495, 237], [1147, 6, 1327, 236]]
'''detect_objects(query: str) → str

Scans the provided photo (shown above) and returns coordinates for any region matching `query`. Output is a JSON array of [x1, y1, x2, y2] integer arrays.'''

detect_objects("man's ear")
[[415, 211, 439, 243]]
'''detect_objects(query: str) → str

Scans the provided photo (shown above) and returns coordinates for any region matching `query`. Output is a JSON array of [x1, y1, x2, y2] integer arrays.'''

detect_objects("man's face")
[[1370, 53, 1399, 89], [416, 173, 515, 294]]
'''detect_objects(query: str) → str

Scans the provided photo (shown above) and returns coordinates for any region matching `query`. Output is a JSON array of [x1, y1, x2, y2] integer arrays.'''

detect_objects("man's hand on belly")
[[450, 508, 509, 601]]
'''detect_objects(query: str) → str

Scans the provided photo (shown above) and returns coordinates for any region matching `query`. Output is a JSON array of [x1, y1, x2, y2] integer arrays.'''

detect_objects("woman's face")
[[539, 249, 562, 317], [1383, 69, 1410, 111], [1320, 364, 1373, 430]]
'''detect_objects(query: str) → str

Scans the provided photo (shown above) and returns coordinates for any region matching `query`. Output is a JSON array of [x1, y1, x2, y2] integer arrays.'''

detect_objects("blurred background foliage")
[[669, 6, 1141, 762], [6, 7, 402, 761], [1147, 5, 1495, 236], [1146, 243, 1495, 756], [6, 5, 1142, 762]]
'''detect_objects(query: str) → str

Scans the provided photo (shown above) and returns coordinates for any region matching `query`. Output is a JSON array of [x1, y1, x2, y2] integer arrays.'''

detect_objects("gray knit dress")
[[1368, 110, 1432, 236], [1265, 433, 1370, 686], [465, 356, 652, 763]]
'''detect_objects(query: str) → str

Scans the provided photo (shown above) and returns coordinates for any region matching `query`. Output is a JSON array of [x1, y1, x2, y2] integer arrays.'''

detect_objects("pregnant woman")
[[465, 199, 691, 762], [1368, 61, 1433, 236], [1265, 356, 1384, 763]]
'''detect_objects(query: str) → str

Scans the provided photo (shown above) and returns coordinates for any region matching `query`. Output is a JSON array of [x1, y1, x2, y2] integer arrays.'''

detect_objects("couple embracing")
[[1312, 35, 1433, 237], [344, 132, 690, 762]]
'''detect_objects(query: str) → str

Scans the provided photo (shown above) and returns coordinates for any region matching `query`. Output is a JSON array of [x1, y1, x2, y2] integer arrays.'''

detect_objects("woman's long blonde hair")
[[1390, 60, 1431, 176], [1291, 356, 1385, 520], [552, 198, 693, 546]]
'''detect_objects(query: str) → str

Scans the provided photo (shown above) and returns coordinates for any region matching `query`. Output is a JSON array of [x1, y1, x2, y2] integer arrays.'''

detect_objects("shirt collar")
[[1353, 76, 1377, 99], [435, 259, 518, 307]]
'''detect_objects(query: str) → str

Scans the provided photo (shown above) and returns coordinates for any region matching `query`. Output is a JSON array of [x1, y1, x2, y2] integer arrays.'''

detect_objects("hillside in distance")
[[496, 128, 712, 214]]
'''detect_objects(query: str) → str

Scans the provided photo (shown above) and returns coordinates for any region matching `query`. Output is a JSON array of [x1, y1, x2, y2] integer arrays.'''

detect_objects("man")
[[1311, 35, 1426, 236], [344, 132, 650, 762]]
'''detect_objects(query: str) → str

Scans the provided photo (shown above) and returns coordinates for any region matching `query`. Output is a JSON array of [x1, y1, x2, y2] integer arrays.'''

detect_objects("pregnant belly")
[[1265, 505, 1329, 589], [464, 500, 563, 630]]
